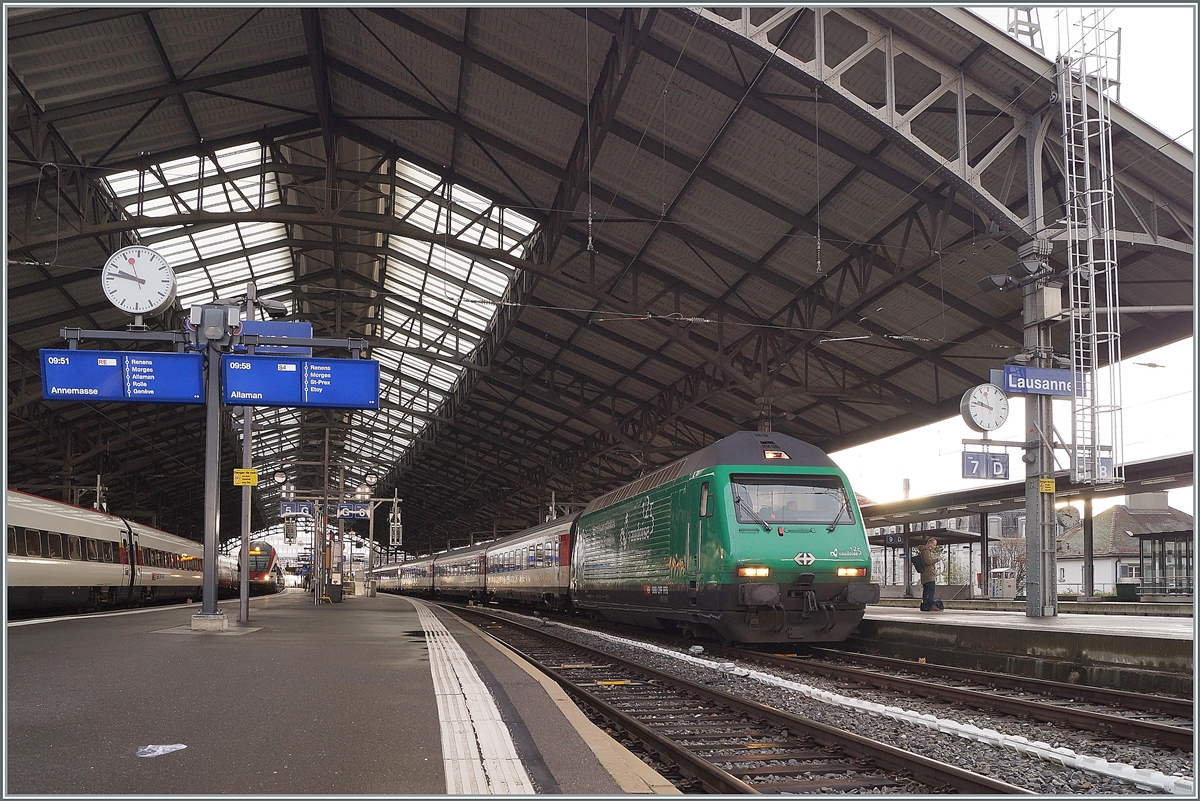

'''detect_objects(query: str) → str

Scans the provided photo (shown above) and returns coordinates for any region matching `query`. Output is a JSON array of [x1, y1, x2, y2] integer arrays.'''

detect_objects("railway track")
[[453, 605, 1031, 794], [505, 609, 1192, 753], [705, 644, 1195, 752], [808, 646, 1193, 718]]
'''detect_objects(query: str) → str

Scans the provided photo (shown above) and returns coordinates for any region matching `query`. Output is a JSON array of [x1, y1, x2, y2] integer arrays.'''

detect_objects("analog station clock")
[[959, 383, 1010, 432], [101, 246, 177, 316]]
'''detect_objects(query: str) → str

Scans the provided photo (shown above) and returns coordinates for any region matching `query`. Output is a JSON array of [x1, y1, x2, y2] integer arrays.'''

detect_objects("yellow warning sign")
[[1038, 478, 1056, 493], [233, 468, 258, 486]]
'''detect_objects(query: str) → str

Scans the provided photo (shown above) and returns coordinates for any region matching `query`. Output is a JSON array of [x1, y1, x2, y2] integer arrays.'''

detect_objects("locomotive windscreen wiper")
[[827, 496, 849, 531], [734, 492, 771, 531]]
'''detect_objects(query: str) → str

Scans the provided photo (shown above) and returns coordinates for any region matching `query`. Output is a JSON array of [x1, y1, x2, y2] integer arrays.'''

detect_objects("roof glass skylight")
[[104, 147, 535, 526], [106, 143, 290, 309]]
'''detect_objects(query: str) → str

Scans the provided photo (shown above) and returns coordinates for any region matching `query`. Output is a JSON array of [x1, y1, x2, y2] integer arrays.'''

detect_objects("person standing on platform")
[[919, 537, 944, 612]]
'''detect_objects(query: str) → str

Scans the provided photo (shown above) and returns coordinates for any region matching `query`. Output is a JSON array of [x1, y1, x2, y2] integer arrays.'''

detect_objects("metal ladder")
[[1058, 10, 1124, 486]]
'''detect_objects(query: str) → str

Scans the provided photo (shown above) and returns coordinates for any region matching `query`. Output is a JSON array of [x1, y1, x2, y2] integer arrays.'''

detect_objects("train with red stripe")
[[6, 489, 283, 616], [383, 432, 879, 644]]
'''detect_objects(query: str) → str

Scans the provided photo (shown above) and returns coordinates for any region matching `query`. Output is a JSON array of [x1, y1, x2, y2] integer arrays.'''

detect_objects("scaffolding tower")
[[1058, 10, 1124, 486]]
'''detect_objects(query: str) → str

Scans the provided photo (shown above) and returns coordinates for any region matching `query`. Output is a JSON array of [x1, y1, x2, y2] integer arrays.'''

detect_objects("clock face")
[[1056, 506, 1082, 529], [960, 383, 1009, 432], [101, 247, 176, 315]]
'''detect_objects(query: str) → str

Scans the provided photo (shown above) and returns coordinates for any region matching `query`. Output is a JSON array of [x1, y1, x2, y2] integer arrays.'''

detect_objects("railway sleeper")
[[725, 763, 872, 777], [753, 776, 912, 793]]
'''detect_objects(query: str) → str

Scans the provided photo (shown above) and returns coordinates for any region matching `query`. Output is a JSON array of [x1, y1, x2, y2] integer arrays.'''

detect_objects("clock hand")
[[114, 270, 146, 285]]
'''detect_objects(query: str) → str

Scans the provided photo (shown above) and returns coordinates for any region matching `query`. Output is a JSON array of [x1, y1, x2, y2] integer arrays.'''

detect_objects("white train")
[[6, 490, 280, 615]]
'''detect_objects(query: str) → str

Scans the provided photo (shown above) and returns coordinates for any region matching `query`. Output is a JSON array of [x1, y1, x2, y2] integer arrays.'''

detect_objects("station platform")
[[5, 591, 678, 795], [855, 604, 1193, 695]]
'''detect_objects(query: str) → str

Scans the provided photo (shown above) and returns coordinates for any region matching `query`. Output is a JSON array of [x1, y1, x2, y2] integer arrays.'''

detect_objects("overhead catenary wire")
[[461, 297, 1019, 351]]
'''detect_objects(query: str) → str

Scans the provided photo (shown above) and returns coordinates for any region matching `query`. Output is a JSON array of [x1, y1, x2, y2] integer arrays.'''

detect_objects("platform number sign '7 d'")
[[962, 451, 1009, 480]]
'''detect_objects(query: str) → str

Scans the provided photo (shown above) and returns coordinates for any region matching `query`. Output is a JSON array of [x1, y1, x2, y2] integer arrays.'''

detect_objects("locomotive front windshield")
[[247, 547, 272, 572], [730, 474, 855, 526]]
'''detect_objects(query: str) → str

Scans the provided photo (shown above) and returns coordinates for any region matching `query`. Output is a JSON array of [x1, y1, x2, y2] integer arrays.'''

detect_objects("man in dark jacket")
[[918, 537, 944, 611]]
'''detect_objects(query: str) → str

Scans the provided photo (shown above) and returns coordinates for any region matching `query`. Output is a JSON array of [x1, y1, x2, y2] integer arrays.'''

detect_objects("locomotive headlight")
[[737, 566, 770, 578], [836, 567, 867, 577]]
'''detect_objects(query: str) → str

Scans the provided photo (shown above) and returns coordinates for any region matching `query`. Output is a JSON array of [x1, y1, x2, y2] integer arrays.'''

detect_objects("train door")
[[691, 480, 715, 603], [120, 521, 139, 604], [675, 486, 700, 603], [558, 531, 570, 586]]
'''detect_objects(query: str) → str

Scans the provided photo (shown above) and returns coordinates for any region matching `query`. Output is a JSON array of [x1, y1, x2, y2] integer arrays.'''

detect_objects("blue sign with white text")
[[224, 355, 302, 405], [336, 502, 370, 519], [1003, 365, 1080, 396], [41, 350, 204, 404], [221, 354, 379, 409], [962, 451, 1010, 480], [302, 359, 379, 409], [236, 320, 313, 356], [280, 501, 314, 518]]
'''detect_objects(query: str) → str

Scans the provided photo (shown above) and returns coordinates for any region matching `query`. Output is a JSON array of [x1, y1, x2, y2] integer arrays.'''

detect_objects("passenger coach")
[[485, 516, 574, 609], [6, 489, 219, 613]]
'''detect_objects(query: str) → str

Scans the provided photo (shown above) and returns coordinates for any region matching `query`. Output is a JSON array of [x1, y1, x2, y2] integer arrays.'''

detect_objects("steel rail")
[[809, 645, 1194, 718], [452, 606, 1033, 794], [712, 646, 1193, 752]]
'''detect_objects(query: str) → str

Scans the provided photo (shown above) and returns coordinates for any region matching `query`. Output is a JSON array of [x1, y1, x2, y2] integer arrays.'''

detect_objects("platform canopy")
[[7, 7, 1193, 550]]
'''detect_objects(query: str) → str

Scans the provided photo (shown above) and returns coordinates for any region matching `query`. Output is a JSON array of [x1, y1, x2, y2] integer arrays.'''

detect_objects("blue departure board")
[[221, 355, 379, 409], [41, 350, 204, 404]]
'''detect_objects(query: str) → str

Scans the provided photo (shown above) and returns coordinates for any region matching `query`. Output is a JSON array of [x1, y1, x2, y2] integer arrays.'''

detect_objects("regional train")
[[385, 431, 880, 644], [6, 489, 284, 615]]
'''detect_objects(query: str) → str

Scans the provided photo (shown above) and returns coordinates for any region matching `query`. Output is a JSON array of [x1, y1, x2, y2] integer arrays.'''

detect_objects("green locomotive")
[[571, 431, 879, 644]]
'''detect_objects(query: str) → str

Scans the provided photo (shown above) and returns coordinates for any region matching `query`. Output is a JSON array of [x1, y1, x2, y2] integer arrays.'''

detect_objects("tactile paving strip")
[[414, 601, 535, 794]]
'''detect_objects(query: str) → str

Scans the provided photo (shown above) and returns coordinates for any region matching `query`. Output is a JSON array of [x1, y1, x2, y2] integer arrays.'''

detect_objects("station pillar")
[[1021, 242, 1058, 617]]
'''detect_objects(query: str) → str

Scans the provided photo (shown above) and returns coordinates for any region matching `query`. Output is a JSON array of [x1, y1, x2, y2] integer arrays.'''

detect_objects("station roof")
[[859, 453, 1194, 529], [7, 7, 1193, 549]]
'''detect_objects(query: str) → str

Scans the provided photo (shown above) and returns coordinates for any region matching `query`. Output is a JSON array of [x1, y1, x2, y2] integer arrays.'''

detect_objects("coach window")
[[47, 532, 64, 559], [102, 541, 114, 562], [87, 539, 99, 561], [68, 535, 83, 560], [25, 529, 41, 557], [699, 482, 713, 517], [535, 542, 543, 568], [7, 526, 17, 555]]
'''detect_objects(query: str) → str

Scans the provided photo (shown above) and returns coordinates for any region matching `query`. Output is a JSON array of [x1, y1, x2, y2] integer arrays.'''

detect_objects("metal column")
[[200, 341, 223, 617], [239, 405, 252, 624], [1083, 496, 1095, 598], [1022, 274, 1058, 617]]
